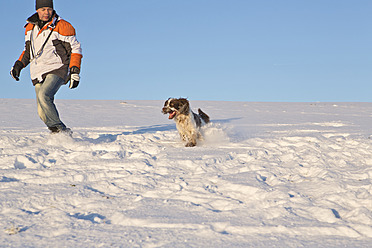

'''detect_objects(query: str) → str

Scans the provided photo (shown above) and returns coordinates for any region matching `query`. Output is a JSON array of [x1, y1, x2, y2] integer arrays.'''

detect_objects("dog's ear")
[[164, 98, 172, 107], [178, 98, 190, 114]]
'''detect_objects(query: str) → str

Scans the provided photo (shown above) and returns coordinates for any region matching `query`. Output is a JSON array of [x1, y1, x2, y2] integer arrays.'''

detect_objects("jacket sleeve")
[[17, 23, 33, 68], [55, 20, 83, 70]]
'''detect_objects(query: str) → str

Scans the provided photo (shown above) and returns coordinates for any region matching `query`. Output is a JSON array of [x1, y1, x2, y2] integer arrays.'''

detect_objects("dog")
[[162, 98, 210, 147]]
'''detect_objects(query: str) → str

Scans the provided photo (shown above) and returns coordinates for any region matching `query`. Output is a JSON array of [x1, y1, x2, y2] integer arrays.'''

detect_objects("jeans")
[[34, 74, 66, 130]]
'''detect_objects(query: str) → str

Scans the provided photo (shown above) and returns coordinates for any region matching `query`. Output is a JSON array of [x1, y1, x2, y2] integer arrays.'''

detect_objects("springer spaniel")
[[162, 98, 210, 147]]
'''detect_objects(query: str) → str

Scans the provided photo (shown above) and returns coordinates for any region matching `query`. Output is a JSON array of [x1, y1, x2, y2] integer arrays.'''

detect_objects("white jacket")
[[18, 12, 82, 85]]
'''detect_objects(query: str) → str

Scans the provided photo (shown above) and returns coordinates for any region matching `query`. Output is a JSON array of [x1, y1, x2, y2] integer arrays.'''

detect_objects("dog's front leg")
[[179, 133, 187, 141], [185, 132, 197, 147], [185, 141, 196, 147]]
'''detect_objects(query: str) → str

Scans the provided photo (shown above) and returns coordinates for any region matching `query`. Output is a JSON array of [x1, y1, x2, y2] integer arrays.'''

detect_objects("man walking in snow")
[[10, 0, 83, 133]]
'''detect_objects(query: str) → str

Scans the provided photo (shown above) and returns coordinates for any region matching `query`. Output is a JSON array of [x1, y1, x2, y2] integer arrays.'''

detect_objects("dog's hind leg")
[[196, 131, 203, 141]]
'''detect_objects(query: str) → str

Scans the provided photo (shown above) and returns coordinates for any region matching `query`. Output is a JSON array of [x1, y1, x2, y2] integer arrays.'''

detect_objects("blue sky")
[[1, 0, 371, 102]]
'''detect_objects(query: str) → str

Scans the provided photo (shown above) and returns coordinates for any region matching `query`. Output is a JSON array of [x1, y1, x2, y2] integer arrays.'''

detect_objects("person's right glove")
[[10, 61, 24, 81], [66, 66, 80, 89]]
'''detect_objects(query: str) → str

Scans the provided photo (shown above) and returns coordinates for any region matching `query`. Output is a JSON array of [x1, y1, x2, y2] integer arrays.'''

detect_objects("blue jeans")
[[34, 74, 66, 130]]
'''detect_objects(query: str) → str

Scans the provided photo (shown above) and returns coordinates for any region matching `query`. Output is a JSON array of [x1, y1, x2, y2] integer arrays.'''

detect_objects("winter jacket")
[[18, 12, 82, 85]]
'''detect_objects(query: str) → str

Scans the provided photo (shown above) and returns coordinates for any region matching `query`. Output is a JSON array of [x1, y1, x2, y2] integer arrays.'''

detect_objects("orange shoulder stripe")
[[55, 20, 76, 36], [25, 23, 34, 34]]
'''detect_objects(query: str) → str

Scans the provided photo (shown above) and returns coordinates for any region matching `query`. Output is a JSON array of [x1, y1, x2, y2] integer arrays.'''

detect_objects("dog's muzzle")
[[162, 107, 177, 119]]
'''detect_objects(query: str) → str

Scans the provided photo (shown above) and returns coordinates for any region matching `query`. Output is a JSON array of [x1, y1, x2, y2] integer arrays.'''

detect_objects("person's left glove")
[[66, 66, 80, 89], [10, 60, 24, 81]]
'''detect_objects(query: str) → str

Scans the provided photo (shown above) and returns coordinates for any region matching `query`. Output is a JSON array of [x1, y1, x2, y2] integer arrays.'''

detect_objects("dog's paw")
[[185, 142, 196, 147]]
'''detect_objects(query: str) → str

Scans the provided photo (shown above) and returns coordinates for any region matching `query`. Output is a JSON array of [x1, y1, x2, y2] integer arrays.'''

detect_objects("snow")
[[1, 99, 372, 247]]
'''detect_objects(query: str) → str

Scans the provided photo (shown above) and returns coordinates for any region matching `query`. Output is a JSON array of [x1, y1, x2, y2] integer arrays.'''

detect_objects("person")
[[10, 0, 83, 134]]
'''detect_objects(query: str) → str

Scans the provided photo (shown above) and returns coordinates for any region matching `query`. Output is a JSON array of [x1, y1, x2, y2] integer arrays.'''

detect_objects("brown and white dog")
[[162, 98, 210, 147]]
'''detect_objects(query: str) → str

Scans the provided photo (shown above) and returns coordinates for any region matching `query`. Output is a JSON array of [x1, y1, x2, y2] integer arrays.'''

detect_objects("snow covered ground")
[[0, 99, 372, 247]]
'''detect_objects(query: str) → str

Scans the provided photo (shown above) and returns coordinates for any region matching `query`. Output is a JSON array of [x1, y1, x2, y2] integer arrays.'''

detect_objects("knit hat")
[[36, 0, 54, 10]]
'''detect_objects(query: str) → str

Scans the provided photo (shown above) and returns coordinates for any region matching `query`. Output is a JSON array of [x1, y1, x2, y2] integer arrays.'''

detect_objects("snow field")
[[0, 99, 372, 247]]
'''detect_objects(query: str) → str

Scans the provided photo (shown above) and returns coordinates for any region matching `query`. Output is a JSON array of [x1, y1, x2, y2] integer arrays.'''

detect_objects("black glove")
[[10, 61, 24, 81], [65, 66, 80, 89]]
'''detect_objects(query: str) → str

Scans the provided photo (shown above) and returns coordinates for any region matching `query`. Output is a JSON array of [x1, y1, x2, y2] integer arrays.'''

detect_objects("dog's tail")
[[198, 108, 210, 124]]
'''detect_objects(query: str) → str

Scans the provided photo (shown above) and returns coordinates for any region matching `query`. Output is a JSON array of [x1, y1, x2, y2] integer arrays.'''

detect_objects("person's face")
[[37, 7, 53, 21]]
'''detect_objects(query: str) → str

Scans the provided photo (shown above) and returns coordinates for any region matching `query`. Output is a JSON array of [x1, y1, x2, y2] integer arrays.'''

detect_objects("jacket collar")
[[26, 11, 59, 30]]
